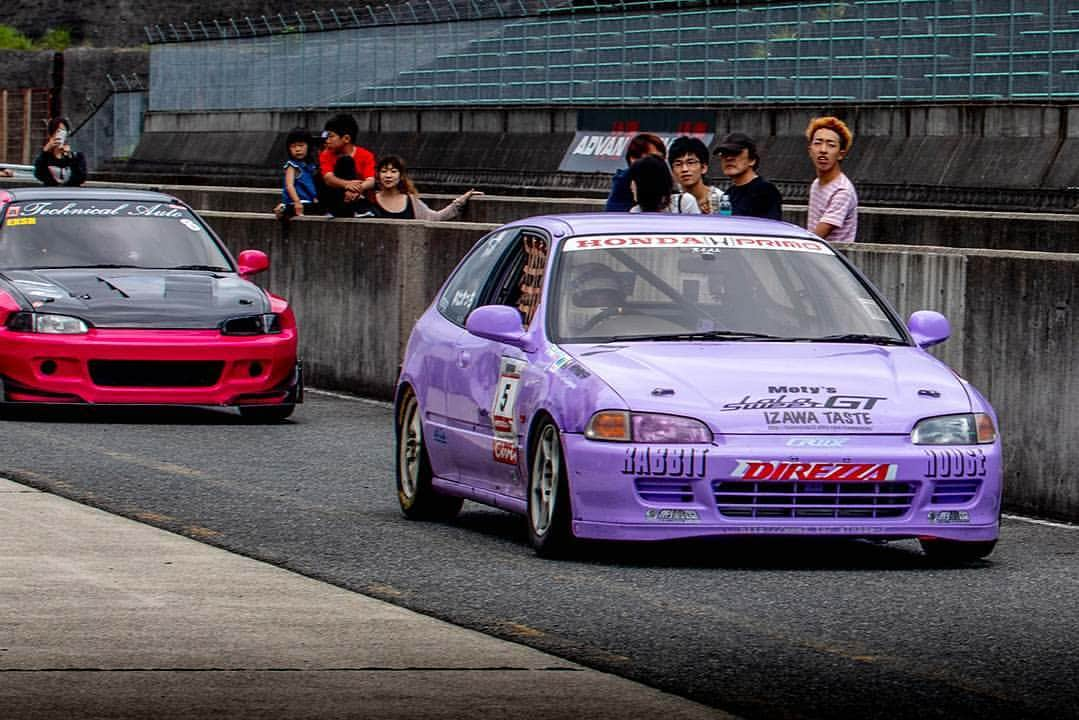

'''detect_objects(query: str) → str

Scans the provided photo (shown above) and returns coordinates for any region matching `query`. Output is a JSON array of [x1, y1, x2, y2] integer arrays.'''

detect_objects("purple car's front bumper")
[[563, 434, 1002, 542]]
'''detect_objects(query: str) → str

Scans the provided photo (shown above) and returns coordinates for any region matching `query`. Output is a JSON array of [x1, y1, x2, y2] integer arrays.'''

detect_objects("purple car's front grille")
[[712, 481, 919, 519], [634, 478, 695, 504], [930, 479, 981, 505], [88, 360, 224, 388]]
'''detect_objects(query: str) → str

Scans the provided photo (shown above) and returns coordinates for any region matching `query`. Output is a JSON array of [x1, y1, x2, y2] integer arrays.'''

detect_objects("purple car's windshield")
[[549, 234, 906, 344], [0, 199, 232, 271]]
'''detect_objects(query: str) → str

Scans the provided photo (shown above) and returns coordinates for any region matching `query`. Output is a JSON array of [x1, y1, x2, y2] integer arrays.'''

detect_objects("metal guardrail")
[[143, 0, 576, 43]]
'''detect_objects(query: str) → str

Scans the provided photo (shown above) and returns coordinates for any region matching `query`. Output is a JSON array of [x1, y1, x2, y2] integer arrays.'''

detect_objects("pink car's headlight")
[[8, 312, 89, 334], [586, 411, 712, 443]]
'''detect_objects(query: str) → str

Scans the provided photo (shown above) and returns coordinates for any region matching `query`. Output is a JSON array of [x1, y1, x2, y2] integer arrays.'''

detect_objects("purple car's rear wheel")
[[396, 388, 462, 521], [527, 421, 574, 557]]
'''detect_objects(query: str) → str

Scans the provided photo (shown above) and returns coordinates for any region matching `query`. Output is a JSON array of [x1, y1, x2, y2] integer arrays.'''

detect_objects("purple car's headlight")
[[586, 411, 713, 443], [911, 413, 996, 445]]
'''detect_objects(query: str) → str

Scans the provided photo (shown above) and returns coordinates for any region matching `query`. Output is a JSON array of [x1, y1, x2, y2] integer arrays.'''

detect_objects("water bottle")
[[718, 191, 732, 216]]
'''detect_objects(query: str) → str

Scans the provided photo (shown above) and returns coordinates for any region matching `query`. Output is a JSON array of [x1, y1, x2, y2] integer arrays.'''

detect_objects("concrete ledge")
[[60, 179, 1079, 254]]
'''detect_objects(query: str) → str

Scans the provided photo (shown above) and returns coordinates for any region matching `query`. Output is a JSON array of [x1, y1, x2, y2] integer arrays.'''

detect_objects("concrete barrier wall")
[[845, 244, 1079, 520], [203, 212, 1078, 521], [204, 212, 478, 398], [82, 180, 1079, 254]]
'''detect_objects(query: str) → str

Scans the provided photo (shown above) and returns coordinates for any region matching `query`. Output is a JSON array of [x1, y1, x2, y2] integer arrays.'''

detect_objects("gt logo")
[[786, 437, 848, 448]]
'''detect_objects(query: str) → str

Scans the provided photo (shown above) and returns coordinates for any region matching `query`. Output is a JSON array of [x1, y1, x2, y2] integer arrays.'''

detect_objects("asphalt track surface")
[[3, 392, 1077, 720]]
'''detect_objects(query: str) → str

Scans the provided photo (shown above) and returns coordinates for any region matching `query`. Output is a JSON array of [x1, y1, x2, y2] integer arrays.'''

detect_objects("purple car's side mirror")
[[466, 305, 530, 349], [907, 310, 950, 348], [237, 249, 270, 277]]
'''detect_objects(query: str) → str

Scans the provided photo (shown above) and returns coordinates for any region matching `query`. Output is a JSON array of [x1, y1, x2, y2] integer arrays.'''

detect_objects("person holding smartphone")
[[34, 117, 87, 187]]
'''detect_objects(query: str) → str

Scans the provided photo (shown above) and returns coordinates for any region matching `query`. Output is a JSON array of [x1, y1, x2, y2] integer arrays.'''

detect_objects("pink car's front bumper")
[[0, 326, 299, 406]]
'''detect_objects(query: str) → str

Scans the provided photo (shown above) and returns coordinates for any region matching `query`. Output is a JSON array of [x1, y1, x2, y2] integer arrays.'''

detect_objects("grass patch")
[[0, 25, 72, 51]]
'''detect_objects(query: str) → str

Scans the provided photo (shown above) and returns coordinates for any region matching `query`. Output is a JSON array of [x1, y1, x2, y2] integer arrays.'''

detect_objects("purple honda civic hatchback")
[[395, 214, 1002, 560]]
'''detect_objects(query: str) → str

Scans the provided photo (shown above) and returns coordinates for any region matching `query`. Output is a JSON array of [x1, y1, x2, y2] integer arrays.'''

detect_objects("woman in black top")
[[371, 155, 480, 220]]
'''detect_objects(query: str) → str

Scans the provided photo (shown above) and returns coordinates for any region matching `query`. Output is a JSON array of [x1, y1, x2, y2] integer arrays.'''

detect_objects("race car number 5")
[[491, 357, 522, 439]]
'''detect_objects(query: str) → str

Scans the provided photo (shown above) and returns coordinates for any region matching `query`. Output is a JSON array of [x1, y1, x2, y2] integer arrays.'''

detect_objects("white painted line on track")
[[307, 388, 393, 408], [1003, 513, 1079, 530]]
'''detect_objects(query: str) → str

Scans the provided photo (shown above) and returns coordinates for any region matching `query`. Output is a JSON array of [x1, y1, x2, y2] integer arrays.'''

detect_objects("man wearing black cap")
[[714, 132, 783, 221]]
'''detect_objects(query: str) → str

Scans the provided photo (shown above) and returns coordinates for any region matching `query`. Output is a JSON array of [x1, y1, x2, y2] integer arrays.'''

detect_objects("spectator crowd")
[[15, 110, 856, 242], [604, 115, 857, 241], [272, 113, 480, 223]]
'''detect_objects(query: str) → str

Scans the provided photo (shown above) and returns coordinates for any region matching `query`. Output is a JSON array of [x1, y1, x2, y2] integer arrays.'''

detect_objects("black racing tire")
[[919, 538, 997, 564], [396, 388, 463, 521], [526, 419, 575, 558], [238, 403, 295, 423]]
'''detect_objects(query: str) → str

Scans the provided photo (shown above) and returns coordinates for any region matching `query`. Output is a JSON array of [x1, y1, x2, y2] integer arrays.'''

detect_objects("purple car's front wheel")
[[396, 388, 462, 521], [527, 421, 574, 557]]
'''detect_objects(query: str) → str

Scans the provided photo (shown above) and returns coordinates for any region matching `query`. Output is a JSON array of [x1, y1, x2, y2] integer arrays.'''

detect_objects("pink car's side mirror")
[[237, 249, 270, 277]]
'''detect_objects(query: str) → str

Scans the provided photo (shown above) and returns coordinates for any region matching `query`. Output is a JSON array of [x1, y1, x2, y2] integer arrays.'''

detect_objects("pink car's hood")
[[564, 342, 971, 435]]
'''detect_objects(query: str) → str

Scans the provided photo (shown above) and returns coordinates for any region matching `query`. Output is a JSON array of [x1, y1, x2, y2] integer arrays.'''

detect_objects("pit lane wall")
[[7, 178, 1076, 254], [204, 211, 1078, 522]]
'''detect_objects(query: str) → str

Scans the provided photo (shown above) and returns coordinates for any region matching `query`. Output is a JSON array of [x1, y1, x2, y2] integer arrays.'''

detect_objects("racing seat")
[[570, 263, 637, 332]]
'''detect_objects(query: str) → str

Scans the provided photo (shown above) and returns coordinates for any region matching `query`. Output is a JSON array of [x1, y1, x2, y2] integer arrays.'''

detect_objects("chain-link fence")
[[149, 0, 1079, 110], [73, 90, 147, 171]]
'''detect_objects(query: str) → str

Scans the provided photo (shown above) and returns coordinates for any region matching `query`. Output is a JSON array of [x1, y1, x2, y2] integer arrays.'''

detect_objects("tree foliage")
[[0, 25, 72, 51]]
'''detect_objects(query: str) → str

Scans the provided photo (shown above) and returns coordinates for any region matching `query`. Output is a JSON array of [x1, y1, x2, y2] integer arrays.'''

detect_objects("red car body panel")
[[0, 188, 301, 410], [0, 318, 297, 405]]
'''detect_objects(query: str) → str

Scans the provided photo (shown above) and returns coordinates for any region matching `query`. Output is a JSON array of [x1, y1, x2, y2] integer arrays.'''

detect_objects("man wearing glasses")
[[713, 132, 783, 221], [667, 136, 725, 215]]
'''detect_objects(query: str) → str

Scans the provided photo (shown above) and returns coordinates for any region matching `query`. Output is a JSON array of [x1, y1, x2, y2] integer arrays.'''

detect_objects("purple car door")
[[444, 231, 551, 497], [422, 228, 521, 482]]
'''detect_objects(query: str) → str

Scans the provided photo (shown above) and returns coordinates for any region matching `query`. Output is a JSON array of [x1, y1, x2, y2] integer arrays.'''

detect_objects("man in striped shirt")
[[806, 116, 858, 243]]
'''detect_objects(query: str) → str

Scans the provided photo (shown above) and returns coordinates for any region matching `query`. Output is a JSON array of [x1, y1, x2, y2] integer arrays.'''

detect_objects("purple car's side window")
[[438, 229, 517, 327]]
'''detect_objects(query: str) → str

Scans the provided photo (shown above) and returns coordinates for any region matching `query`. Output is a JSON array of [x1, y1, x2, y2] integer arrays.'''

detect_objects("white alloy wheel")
[[395, 388, 463, 521], [398, 394, 422, 502], [530, 423, 561, 536]]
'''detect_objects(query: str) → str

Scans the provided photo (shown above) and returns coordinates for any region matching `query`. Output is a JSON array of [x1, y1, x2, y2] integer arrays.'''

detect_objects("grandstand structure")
[[148, 0, 1078, 109], [125, 0, 1079, 210]]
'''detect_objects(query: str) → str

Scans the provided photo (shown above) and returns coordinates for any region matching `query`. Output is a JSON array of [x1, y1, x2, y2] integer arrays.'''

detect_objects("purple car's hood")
[[564, 342, 970, 434]]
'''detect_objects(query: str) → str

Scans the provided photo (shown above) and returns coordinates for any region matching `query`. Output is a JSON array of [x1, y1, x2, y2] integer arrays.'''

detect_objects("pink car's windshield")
[[0, 199, 232, 271], [549, 234, 906, 344]]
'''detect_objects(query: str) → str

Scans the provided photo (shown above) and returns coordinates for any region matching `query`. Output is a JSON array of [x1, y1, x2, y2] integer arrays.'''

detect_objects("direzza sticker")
[[563, 235, 832, 254], [6, 217, 36, 226], [732, 460, 898, 482]]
